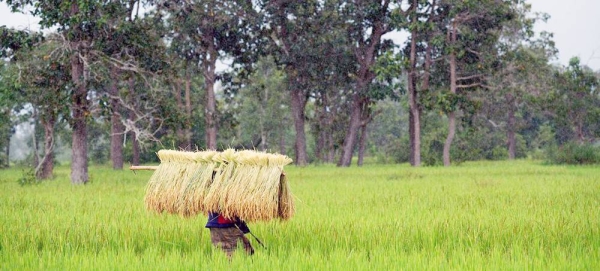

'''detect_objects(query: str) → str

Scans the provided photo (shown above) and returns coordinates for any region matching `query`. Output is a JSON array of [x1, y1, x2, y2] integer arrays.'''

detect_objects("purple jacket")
[[205, 212, 250, 234]]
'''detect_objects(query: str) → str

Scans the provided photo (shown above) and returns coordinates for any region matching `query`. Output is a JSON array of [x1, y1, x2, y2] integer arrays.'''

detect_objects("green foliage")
[[368, 99, 409, 164], [420, 116, 447, 166], [544, 142, 600, 165], [234, 57, 291, 151], [0, 26, 44, 60], [0, 0, 595, 169], [549, 57, 600, 144], [17, 168, 40, 186]]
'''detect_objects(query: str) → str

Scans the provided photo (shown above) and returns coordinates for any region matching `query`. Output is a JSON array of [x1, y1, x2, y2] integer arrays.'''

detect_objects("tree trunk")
[[32, 107, 39, 168], [279, 116, 286, 155], [338, 10, 387, 167], [316, 128, 325, 161], [506, 94, 516, 160], [109, 69, 124, 170], [576, 118, 585, 144], [290, 83, 308, 166], [184, 70, 192, 149], [259, 86, 268, 152], [173, 82, 186, 149], [70, 52, 89, 184], [327, 133, 335, 163], [443, 23, 457, 167], [357, 121, 368, 166], [4, 108, 9, 168], [338, 94, 363, 167], [4, 136, 8, 168], [132, 131, 140, 166], [417, 36, 434, 166], [443, 112, 456, 166], [37, 112, 55, 179], [408, 3, 421, 166], [204, 50, 218, 150]]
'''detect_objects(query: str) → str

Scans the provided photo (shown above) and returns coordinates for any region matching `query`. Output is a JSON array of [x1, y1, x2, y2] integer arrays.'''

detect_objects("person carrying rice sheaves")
[[205, 212, 254, 257]]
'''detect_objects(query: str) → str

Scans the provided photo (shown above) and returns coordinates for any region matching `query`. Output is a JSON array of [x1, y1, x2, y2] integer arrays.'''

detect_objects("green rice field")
[[1, 160, 599, 270]]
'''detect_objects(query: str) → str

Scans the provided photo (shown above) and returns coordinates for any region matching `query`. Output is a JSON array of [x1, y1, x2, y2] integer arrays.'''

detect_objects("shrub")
[[545, 142, 600, 165]]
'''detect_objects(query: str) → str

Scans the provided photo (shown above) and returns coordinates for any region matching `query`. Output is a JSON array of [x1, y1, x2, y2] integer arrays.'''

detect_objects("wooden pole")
[[129, 165, 159, 171]]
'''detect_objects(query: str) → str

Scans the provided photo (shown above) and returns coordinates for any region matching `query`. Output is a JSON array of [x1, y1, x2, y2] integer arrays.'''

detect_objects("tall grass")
[[1, 161, 599, 270]]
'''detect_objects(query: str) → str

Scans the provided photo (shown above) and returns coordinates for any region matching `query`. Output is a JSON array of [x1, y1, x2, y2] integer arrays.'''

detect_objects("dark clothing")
[[209, 227, 254, 257], [205, 212, 250, 233], [206, 212, 254, 257]]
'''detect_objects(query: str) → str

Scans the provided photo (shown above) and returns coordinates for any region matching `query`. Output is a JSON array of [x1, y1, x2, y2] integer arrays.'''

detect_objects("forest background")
[[0, 0, 599, 184]]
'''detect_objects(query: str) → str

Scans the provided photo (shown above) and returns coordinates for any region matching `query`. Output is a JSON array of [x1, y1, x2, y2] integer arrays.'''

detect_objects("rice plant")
[[1, 160, 598, 270]]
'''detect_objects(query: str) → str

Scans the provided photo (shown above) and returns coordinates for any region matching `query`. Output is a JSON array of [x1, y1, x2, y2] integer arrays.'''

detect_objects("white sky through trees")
[[0, 1, 599, 70]]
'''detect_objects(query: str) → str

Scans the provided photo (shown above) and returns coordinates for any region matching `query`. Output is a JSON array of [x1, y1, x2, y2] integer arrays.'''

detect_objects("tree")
[[0, 26, 66, 178], [402, 0, 439, 166], [94, 1, 169, 168], [258, 0, 322, 166], [156, 0, 256, 150], [18, 37, 70, 179], [552, 57, 599, 144], [2, 0, 108, 183], [484, 1, 556, 159], [0, 62, 13, 168], [235, 57, 290, 152], [337, 0, 398, 167], [429, 0, 512, 166]]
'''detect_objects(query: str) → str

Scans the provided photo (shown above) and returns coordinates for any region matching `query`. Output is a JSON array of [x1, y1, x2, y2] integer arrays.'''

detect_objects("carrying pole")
[[129, 166, 159, 171]]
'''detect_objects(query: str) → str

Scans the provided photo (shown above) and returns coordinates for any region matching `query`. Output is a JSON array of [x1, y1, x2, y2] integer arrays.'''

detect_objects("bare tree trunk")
[[132, 131, 140, 166], [290, 83, 308, 166], [357, 122, 368, 166], [204, 48, 218, 150], [327, 134, 335, 163], [408, 2, 421, 166], [443, 23, 457, 167], [259, 116, 267, 151], [32, 107, 39, 168], [70, 52, 89, 184], [37, 113, 55, 179], [173, 82, 186, 149], [316, 128, 324, 161], [184, 70, 192, 149], [259, 86, 268, 152], [127, 85, 141, 166], [109, 69, 124, 170], [338, 8, 387, 167], [443, 112, 456, 166], [338, 95, 363, 167], [3, 109, 9, 168], [279, 116, 286, 155], [409, 110, 415, 165], [506, 94, 516, 159], [4, 137, 8, 168], [576, 120, 585, 144]]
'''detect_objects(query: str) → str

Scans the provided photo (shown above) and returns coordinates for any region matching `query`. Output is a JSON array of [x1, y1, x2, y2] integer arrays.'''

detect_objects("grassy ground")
[[0, 160, 599, 270]]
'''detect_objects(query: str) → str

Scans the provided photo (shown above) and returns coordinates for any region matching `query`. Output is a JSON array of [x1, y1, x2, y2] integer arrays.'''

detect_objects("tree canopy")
[[1, 0, 599, 181]]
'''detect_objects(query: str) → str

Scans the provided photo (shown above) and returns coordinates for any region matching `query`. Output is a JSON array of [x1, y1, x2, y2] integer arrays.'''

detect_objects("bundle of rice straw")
[[144, 149, 295, 222], [177, 150, 219, 217], [202, 149, 239, 216], [214, 151, 294, 222], [144, 150, 194, 213]]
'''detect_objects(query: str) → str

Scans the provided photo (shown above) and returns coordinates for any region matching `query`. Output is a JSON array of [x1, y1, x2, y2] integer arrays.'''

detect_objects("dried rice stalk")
[[163, 151, 198, 214], [203, 149, 238, 214], [278, 173, 295, 220], [144, 150, 180, 212], [145, 149, 295, 222], [220, 151, 294, 222], [177, 150, 219, 217]]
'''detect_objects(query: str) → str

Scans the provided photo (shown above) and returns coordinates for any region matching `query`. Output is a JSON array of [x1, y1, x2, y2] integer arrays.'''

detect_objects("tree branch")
[[457, 74, 484, 81]]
